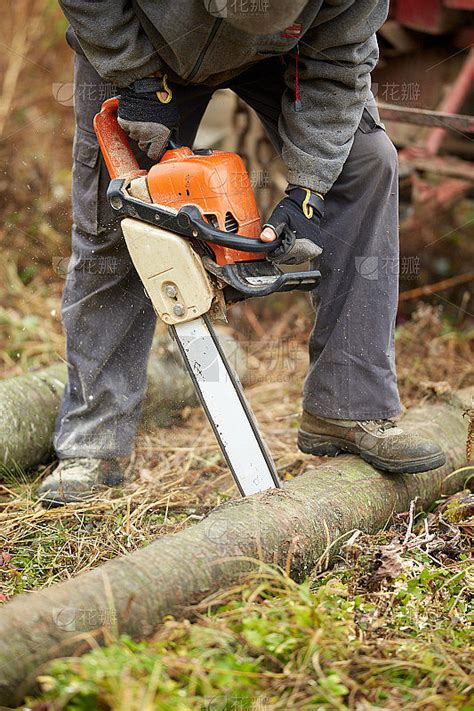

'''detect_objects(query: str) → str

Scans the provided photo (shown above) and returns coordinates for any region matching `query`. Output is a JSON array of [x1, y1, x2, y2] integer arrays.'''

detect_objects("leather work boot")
[[37, 457, 127, 506], [298, 413, 446, 474]]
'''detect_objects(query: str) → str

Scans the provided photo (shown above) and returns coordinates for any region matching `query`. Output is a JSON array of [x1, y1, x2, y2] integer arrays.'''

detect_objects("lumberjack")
[[38, 0, 446, 505]]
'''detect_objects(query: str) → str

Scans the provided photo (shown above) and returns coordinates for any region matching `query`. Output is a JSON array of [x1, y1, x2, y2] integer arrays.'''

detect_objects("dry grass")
[[396, 303, 474, 408], [1, 303, 473, 601], [0, 1, 73, 377], [0, 337, 315, 597]]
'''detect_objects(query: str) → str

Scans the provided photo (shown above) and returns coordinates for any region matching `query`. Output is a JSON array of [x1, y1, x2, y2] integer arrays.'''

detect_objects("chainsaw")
[[93, 97, 321, 496]]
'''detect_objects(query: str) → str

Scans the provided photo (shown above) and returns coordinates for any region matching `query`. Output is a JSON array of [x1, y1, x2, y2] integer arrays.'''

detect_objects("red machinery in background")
[[375, 0, 474, 237], [395, 0, 474, 36]]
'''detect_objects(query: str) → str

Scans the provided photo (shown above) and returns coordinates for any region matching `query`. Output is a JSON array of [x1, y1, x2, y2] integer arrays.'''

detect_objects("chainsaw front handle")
[[107, 179, 285, 254], [108, 179, 321, 300]]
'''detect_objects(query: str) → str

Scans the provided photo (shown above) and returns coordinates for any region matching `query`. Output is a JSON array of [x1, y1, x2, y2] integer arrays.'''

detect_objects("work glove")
[[117, 75, 179, 161], [261, 187, 324, 265]]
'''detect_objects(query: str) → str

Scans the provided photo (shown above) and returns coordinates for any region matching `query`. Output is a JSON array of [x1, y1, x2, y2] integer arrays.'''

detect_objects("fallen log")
[[0, 364, 65, 477], [0, 328, 246, 474], [0, 390, 471, 705]]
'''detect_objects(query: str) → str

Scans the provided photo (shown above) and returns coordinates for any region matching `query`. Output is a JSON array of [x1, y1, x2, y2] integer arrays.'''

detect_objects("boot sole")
[[297, 429, 446, 474], [39, 475, 124, 508], [40, 492, 92, 508]]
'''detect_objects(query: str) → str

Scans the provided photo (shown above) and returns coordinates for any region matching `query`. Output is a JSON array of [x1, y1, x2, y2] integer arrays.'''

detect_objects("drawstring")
[[294, 42, 302, 112]]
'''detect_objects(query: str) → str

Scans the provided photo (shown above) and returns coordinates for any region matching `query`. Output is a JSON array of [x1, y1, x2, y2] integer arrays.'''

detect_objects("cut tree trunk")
[[0, 328, 246, 474], [0, 390, 471, 705]]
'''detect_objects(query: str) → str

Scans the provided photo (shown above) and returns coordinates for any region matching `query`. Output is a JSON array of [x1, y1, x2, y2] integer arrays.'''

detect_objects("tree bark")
[[0, 391, 471, 705], [0, 364, 65, 477], [0, 329, 246, 474]]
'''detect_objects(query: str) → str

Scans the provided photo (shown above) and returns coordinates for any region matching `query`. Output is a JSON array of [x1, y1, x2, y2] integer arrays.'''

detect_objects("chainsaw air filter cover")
[[146, 147, 262, 266]]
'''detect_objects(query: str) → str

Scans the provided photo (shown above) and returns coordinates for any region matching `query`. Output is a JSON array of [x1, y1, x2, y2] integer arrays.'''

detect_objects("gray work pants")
[[54, 49, 401, 459]]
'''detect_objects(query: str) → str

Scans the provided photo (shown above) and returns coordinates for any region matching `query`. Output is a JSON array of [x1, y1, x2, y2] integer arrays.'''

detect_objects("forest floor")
[[23, 499, 474, 710], [0, 299, 473, 710]]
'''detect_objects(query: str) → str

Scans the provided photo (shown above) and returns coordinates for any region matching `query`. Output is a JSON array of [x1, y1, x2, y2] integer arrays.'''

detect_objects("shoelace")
[[58, 457, 99, 470], [363, 419, 398, 434]]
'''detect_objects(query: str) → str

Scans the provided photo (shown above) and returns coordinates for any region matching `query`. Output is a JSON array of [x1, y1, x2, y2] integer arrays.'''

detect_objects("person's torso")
[[133, 0, 325, 85]]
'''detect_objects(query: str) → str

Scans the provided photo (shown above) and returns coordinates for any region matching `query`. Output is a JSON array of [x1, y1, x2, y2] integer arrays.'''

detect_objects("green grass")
[[31, 520, 473, 710]]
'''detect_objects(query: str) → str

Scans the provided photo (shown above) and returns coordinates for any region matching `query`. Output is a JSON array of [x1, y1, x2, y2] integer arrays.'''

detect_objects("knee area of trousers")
[[369, 132, 399, 181]]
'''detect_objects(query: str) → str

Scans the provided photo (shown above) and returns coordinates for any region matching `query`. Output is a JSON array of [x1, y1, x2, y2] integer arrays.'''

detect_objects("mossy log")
[[0, 364, 65, 477], [0, 391, 471, 705], [0, 329, 246, 474]]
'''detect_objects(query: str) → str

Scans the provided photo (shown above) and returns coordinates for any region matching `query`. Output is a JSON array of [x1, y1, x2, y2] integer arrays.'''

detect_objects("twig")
[[247, 309, 267, 338], [399, 271, 474, 302], [463, 406, 474, 463], [403, 498, 418, 545]]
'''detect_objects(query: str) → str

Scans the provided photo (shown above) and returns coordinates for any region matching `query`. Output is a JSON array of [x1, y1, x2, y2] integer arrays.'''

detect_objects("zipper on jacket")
[[187, 18, 223, 81]]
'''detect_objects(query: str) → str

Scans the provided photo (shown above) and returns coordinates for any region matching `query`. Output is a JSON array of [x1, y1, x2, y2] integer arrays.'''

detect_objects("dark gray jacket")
[[59, 0, 388, 194]]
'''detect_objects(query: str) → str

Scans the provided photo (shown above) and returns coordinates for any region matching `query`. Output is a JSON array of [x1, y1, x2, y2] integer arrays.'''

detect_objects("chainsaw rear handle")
[[107, 179, 284, 253], [93, 97, 146, 180]]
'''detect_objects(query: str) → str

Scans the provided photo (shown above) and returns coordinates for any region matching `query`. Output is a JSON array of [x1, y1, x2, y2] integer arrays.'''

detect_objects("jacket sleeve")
[[279, 0, 389, 195], [59, 0, 163, 86]]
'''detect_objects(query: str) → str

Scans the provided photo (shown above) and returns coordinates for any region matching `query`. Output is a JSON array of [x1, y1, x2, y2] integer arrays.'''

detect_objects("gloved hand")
[[261, 187, 324, 265], [117, 75, 179, 160]]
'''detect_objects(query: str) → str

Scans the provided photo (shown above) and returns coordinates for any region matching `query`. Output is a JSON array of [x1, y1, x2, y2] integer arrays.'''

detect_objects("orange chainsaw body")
[[147, 147, 262, 266], [93, 98, 262, 267]]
